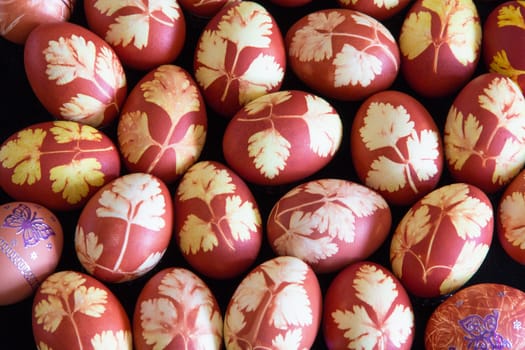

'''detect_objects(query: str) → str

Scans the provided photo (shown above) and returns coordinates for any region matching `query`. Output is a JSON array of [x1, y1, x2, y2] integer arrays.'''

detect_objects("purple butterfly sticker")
[[458, 310, 512, 349], [2, 204, 55, 247]]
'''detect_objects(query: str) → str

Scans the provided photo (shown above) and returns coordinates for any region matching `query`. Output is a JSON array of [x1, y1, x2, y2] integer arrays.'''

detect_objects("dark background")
[[0, 0, 520, 349]]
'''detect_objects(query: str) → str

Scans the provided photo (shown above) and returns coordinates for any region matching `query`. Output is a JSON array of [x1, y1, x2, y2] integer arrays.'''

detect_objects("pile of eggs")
[[2, 0, 525, 349]]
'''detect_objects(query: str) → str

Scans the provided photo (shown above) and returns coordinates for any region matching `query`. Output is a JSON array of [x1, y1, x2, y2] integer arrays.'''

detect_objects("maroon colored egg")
[[178, 0, 238, 18], [425, 283, 525, 349], [224, 256, 322, 350], [267, 178, 391, 274], [483, 1, 525, 93], [286, 8, 400, 101], [399, 0, 481, 98], [0, 0, 75, 44], [83, 0, 186, 71], [0, 120, 121, 211], [268, 0, 312, 7], [117, 64, 207, 184], [443, 72, 525, 194], [223, 90, 342, 186], [0, 202, 63, 305], [350, 90, 443, 206], [173, 160, 262, 279], [32, 270, 132, 350], [75, 172, 173, 283], [133, 267, 223, 350], [390, 182, 493, 298], [24, 21, 127, 128], [336, 0, 411, 20], [193, 1, 286, 118], [497, 168, 525, 265], [323, 261, 415, 350]]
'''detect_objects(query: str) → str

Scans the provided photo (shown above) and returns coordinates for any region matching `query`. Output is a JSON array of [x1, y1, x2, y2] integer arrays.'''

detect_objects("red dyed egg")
[[83, 0, 186, 71], [224, 256, 322, 350], [117, 64, 207, 184], [75, 172, 173, 283], [24, 21, 127, 128], [268, 0, 312, 7], [0, 0, 75, 44], [223, 90, 342, 186], [133, 267, 223, 350], [425, 283, 525, 349], [179, 0, 238, 18], [0, 120, 121, 211], [350, 90, 443, 206], [0, 202, 63, 305], [267, 178, 391, 274], [483, 1, 525, 93], [193, 1, 286, 118], [173, 160, 262, 279], [323, 261, 415, 350], [286, 8, 400, 101], [336, 0, 411, 20], [32, 270, 132, 350], [444, 72, 525, 194], [390, 182, 493, 298]]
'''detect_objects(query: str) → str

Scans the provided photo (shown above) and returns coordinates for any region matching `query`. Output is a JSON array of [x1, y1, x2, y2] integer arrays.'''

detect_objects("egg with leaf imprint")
[[0, 0, 75, 44], [173, 160, 262, 279], [267, 0, 312, 7], [483, 1, 525, 93], [224, 255, 322, 350], [83, 0, 186, 71], [223, 90, 343, 186], [24, 21, 127, 128], [496, 168, 525, 265], [390, 182, 493, 298], [133, 267, 223, 350], [0, 120, 121, 212], [193, 1, 286, 118], [285, 8, 400, 101], [444, 72, 525, 194], [350, 90, 443, 206], [178, 0, 238, 18], [0, 202, 63, 306], [425, 283, 525, 349], [336, 0, 411, 20], [266, 178, 391, 274], [117, 64, 207, 185], [399, 0, 482, 98], [323, 261, 414, 350], [32, 270, 132, 350], [75, 172, 173, 283]]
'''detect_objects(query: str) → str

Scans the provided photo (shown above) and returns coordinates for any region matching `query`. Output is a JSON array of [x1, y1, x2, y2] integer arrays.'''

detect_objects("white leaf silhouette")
[[333, 43, 382, 87], [493, 138, 525, 185], [60, 93, 106, 126], [302, 94, 342, 157], [177, 161, 236, 204], [501, 192, 525, 249], [271, 283, 312, 329], [239, 53, 285, 106], [247, 128, 291, 179], [367, 156, 407, 192], [225, 195, 260, 242], [406, 129, 440, 182], [195, 30, 228, 89], [444, 106, 482, 170], [272, 329, 302, 350]]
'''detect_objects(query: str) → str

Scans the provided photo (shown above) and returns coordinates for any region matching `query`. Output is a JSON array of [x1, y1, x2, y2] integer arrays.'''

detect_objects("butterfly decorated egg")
[[173, 160, 262, 279], [390, 182, 493, 298], [0, 0, 75, 44], [0, 202, 63, 305], [178, 0, 237, 18], [223, 90, 343, 186], [425, 283, 525, 349], [75, 172, 173, 283], [83, 0, 186, 71], [266, 178, 391, 274], [193, 1, 286, 118], [323, 261, 415, 350], [32, 270, 132, 350], [399, 0, 481, 98], [285, 8, 400, 101], [117, 64, 207, 185], [0, 120, 121, 212], [496, 168, 525, 265], [350, 90, 443, 206], [133, 267, 223, 350], [336, 0, 411, 20], [483, 1, 525, 93], [24, 21, 127, 128], [224, 256, 322, 350], [444, 72, 525, 194]]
